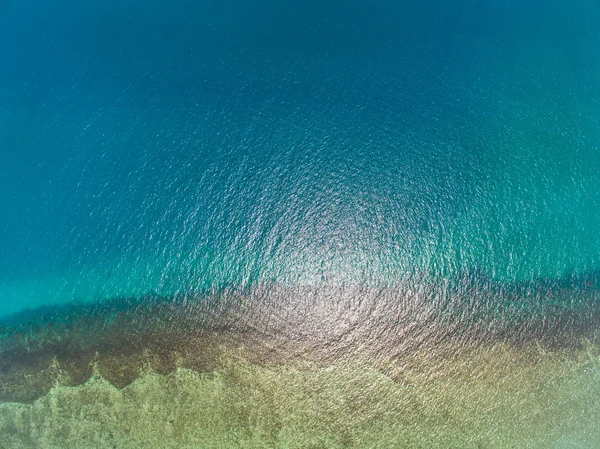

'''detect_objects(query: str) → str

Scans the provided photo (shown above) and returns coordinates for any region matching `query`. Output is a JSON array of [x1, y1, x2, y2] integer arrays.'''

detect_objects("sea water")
[[1, 0, 600, 447]]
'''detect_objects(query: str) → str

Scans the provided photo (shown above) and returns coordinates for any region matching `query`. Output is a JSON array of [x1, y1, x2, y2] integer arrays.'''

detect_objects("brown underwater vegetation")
[[1, 276, 600, 447]]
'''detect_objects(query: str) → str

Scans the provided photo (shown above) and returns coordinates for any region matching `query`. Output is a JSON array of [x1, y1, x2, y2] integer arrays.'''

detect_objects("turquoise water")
[[2, 0, 600, 317], [2, 2, 600, 447]]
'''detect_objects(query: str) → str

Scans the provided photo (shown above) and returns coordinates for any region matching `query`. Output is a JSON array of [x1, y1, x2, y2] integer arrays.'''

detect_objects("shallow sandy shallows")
[[1, 284, 600, 447], [1, 343, 600, 449]]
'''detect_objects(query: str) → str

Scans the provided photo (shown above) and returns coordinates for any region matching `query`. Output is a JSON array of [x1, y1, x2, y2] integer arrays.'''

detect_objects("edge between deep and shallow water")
[[1, 277, 600, 447]]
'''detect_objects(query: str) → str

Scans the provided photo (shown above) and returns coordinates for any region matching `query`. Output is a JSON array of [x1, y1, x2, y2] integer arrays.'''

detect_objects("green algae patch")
[[1, 346, 600, 448]]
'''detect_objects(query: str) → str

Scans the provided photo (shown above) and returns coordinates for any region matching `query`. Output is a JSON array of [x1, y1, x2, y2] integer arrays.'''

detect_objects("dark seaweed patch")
[[1, 280, 599, 403]]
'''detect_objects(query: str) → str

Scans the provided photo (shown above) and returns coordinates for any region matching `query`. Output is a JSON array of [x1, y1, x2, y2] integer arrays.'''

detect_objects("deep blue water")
[[1, 0, 600, 316]]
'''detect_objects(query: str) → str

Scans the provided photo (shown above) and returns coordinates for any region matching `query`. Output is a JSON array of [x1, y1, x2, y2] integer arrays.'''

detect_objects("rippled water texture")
[[1, 0, 600, 447]]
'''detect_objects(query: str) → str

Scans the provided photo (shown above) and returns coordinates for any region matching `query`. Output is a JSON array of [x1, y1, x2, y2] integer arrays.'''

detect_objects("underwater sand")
[[1, 283, 600, 447], [1, 345, 599, 448]]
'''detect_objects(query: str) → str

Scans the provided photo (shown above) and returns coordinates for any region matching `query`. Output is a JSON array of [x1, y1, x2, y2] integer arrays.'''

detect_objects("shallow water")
[[1, 0, 600, 447]]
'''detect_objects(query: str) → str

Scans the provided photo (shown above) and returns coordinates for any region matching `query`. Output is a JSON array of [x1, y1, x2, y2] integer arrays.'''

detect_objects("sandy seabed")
[[1, 284, 600, 448], [2, 344, 600, 448]]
